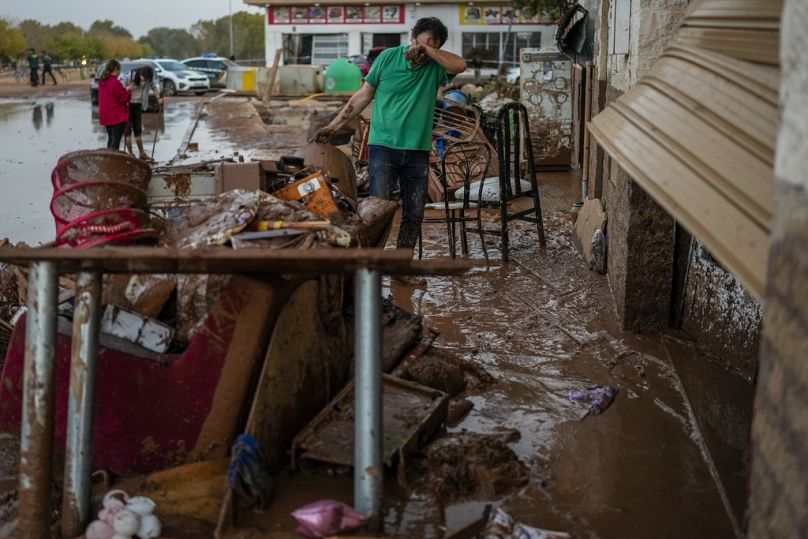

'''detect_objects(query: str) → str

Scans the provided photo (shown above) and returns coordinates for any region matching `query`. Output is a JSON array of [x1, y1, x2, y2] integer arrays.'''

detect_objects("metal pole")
[[229, 0, 235, 59], [19, 262, 58, 539], [61, 271, 102, 537], [353, 268, 382, 522]]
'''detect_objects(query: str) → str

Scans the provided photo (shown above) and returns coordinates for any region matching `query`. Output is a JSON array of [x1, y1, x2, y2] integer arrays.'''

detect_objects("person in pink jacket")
[[97, 59, 134, 150]]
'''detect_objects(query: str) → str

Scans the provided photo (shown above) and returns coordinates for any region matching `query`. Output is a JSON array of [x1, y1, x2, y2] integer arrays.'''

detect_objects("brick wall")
[[748, 184, 808, 536]]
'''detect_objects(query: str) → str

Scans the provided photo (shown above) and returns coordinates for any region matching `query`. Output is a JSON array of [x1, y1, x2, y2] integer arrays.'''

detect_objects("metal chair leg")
[[459, 209, 469, 256], [446, 210, 456, 259]]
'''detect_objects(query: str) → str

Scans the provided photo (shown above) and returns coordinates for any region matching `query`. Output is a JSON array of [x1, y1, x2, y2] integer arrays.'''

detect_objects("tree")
[[139, 27, 198, 59], [89, 20, 133, 38], [191, 11, 264, 61], [0, 18, 26, 61], [17, 19, 48, 51]]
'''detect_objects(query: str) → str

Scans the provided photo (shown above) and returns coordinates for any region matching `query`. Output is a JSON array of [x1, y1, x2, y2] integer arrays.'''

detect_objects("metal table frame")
[[0, 247, 469, 538]]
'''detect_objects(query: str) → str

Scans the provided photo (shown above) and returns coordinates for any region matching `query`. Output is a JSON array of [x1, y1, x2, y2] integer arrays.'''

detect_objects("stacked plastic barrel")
[[50, 150, 156, 248]]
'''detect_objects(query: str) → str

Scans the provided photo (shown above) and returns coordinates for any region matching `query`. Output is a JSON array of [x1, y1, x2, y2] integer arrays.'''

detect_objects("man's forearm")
[[425, 47, 467, 74], [328, 89, 372, 130]]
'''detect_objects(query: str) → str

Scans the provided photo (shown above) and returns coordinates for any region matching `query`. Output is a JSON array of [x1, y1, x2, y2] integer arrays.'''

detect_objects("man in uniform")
[[315, 17, 466, 250], [27, 48, 39, 87], [41, 51, 57, 85]]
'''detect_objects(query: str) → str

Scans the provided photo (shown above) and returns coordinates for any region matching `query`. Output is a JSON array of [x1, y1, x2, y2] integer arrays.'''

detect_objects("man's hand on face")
[[405, 41, 430, 69]]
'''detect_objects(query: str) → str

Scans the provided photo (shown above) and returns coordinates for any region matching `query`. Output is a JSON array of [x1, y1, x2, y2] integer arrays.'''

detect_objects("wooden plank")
[[262, 48, 283, 105], [0, 247, 471, 276]]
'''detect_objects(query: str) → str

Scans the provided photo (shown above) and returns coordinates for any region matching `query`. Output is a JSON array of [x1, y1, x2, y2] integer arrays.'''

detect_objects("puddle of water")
[[0, 98, 211, 245]]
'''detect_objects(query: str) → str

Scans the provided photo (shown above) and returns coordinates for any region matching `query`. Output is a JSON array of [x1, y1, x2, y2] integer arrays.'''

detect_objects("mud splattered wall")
[[749, 0, 808, 533], [679, 242, 764, 379]]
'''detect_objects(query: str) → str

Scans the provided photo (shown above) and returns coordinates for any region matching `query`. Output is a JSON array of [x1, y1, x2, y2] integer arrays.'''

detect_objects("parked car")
[[367, 46, 389, 66], [181, 55, 239, 88], [135, 58, 210, 96], [348, 54, 370, 76]]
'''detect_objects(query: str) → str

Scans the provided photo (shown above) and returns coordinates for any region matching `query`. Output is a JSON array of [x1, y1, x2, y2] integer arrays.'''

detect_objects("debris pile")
[[414, 431, 528, 501]]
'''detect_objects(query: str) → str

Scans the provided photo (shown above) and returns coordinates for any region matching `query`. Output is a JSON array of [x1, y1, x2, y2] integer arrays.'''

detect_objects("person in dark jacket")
[[97, 60, 134, 150], [41, 51, 56, 85], [26, 48, 39, 87]]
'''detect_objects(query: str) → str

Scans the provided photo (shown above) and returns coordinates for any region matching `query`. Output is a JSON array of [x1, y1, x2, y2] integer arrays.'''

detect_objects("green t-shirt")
[[365, 45, 449, 152]]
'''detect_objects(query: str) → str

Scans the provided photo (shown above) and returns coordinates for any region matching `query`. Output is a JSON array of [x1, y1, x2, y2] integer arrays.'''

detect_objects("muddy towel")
[[227, 434, 274, 509], [568, 385, 617, 415]]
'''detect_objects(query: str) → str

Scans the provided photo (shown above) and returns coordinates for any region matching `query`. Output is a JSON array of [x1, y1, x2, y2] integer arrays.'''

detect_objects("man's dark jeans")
[[368, 144, 429, 249]]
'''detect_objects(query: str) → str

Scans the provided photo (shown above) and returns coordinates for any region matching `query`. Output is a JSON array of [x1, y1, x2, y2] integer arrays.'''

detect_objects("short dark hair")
[[411, 17, 448, 47], [140, 66, 154, 81]]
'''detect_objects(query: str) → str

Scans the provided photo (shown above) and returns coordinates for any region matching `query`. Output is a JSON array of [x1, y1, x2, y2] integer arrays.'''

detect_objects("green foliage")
[[139, 27, 199, 59], [0, 19, 26, 60], [3, 10, 266, 64], [89, 20, 132, 38], [191, 11, 265, 60]]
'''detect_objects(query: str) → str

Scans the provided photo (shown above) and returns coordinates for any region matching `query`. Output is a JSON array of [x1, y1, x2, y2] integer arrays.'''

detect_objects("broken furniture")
[[291, 374, 448, 469], [0, 246, 469, 538], [432, 96, 481, 144], [455, 102, 547, 261], [419, 141, 492, 259], [50, 150, 156, 248]]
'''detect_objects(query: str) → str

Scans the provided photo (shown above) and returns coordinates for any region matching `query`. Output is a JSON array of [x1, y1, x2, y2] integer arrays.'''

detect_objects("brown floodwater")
[[227, 178, 744, 538], [0, 97, 240, 245]]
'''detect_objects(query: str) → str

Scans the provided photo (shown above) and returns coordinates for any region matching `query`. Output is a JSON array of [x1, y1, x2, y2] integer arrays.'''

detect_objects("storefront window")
[[462, 32, 501, 68], [462, 31, 542, 67]]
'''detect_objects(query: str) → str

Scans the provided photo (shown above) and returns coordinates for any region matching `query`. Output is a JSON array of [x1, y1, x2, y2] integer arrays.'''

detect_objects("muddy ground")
[[233, 193, 747, 537], [0, 82, 749, 537]]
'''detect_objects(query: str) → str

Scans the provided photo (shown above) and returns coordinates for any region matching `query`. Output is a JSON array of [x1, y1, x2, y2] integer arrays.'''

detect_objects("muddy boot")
[[135, 137, 148, 160]]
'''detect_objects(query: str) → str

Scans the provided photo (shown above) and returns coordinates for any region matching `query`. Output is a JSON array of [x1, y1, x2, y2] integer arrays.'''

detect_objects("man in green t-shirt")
[[315, 17, 466, 250]]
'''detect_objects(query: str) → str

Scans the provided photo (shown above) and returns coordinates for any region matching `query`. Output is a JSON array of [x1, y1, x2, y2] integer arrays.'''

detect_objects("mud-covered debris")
[[482, 507, 570, 539], [414, 432, 528, 501], [407, 355, 466, 395], [447, 397, 474, 425], [398, 348, 493, 396], [568, 385, 617, 415], [161, 190, 259, 248]]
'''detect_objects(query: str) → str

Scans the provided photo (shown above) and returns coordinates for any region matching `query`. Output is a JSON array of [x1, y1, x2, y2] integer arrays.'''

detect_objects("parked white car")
[[134, 58, 210, 96]]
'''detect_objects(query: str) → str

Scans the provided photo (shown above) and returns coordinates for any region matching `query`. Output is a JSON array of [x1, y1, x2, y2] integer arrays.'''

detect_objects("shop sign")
[[269, 4, 404, 24]]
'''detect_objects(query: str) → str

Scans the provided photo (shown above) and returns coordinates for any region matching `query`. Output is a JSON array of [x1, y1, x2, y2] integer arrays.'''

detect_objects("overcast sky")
[[0, 0, 264, 38]]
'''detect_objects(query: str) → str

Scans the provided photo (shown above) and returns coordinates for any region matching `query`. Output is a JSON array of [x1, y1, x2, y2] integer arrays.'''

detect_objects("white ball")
[[112, 510, 140, 536]]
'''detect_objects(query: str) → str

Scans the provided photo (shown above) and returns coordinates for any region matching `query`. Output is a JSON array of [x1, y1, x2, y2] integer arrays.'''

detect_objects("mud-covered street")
[[0, 78, 752, 538], [0, 83, 242, 245], [0, 80, 748, 538]]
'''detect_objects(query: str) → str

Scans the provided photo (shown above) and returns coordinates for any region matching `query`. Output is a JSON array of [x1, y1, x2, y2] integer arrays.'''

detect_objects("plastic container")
[[323, 59, 362, 94]]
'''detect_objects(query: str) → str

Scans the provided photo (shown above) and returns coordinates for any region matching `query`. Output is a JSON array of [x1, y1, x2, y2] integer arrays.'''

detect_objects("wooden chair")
[[418, 141, 492, 259], [455, 102, 546, 261]]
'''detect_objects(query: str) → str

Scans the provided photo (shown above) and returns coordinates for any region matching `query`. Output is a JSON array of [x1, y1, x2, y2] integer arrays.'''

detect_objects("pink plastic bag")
[[291, 499, 364, 538]]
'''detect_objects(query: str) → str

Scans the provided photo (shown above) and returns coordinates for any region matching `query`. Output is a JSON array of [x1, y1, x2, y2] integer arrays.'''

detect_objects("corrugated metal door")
[[312, 34, 349, 66]]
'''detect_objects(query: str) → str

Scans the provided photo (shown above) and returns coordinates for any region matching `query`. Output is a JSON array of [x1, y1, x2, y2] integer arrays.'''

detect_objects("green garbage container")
[[323, 58, 362, 94]]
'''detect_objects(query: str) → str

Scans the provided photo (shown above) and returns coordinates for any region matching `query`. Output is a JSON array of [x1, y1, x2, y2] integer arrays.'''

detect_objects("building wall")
[[748, 0, 808, 534], [679, 242, 764, 380], [260, 3, 553, 66]]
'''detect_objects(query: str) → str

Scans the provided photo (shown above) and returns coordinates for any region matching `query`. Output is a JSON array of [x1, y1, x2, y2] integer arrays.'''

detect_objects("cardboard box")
[[215, 162, 264, 192]]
